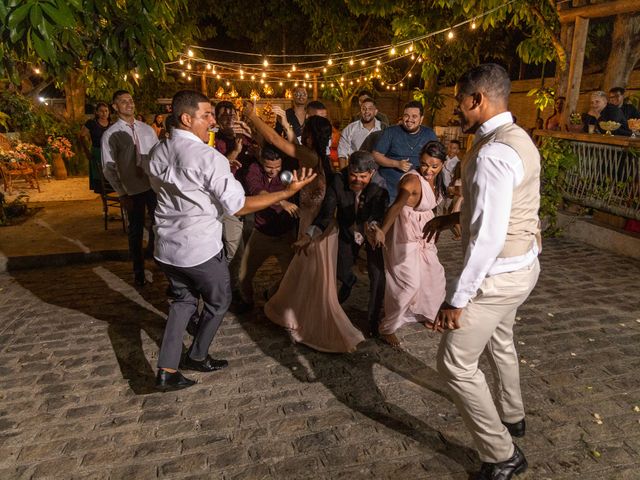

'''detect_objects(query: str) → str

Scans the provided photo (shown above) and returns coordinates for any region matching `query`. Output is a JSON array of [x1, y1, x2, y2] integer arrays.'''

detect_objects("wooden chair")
[[0, 134, 40, 195], [97, 164, 127, 232]]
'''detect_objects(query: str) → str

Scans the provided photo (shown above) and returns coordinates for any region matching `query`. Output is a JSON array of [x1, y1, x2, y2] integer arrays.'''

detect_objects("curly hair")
[[420, 140, 447, 200]]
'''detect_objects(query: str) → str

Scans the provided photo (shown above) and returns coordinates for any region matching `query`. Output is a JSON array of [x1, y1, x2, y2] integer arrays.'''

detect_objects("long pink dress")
[[264, 168, 365, 353], [378, 170, 446, 335]]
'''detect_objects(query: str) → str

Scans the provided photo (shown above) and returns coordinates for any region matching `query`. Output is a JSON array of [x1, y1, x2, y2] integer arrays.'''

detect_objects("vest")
[[461, 122, 541, 258]]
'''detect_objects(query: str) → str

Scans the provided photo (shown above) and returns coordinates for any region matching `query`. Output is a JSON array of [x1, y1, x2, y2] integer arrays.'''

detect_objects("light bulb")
[[390, 47, 396, 55], [447, 30, 454, 39], [188, 49, 194, 57], [327, 59, 333, 65], [292, 65, 296, 71], [263, 59, 269, 67]]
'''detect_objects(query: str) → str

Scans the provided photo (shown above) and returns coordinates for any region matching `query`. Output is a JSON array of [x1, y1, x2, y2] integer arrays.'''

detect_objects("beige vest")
[[461, 122, 541, 258]]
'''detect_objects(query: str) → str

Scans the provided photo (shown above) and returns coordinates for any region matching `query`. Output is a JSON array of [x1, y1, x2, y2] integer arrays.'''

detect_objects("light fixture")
[[263, 59, 269, 67], [447, 30, 454, 39], [292, 65, 297, 71], [179, 59, 184, 65], [206, 64, 212, 70], [287, 72, 291, 78], [305, 73, 310, 79], [226, 81, 230, 86], [34, 67, 41, 74], [187, 49, 194, 57], [349, 59, 354, 66], [262, 72, 266, 78], [327, 58, 333, 66], [376, 59, 381, 66], [187, 75, 192, 81], [323, 67, 327, 73], [390, 47, 396, 55], [279, 81, 283, 86], [251, 75, 256, 80], [181, 72, 186, 77], [361, 60, 366, 66], [471, 20, 477, 29], [187, 63, 192, 70]]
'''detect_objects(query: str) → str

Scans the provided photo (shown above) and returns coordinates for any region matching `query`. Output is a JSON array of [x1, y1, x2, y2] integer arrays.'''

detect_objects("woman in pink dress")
[[245, 103, 364, 353], [371, 141, 448, 347]]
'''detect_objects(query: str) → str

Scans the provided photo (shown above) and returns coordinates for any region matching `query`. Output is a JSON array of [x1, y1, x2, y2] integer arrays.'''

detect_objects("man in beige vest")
[[424, 64, 541, 480]]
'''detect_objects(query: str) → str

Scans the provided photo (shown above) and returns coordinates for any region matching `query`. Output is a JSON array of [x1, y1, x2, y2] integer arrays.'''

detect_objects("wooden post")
[[201, 70, 207, 96], [562, 16, 589, 131], [312, 73, 318, 100]]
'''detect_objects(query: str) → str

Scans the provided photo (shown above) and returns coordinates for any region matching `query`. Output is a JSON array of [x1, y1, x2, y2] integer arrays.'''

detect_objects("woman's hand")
[[293, 234, 314, 255], [280, 200, 299, 218], [232, 120, 252, 138]]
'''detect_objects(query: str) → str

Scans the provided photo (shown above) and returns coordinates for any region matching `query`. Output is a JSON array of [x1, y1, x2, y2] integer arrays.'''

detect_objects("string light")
[[251, 74, 256, 80], [226, 81, 230, 86], [172, 4, 513, 89], [181, 72, 186, 77], [34, 67, 41, 74], [187, 75, 192, 81], [279, 81, 283, 86]]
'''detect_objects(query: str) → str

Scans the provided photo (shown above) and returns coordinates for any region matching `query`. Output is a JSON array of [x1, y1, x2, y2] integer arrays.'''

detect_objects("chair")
[[0, 135, 40, 195], [97, 163, 127, 232]]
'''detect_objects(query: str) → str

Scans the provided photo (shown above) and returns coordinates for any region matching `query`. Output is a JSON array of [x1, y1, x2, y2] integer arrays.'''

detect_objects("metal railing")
[[536, 130, 640, 221]]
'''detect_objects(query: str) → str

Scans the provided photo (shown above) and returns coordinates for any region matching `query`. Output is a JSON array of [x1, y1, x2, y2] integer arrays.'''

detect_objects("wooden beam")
[[559, 0, 640, 23], [562, 16, 589, 130]]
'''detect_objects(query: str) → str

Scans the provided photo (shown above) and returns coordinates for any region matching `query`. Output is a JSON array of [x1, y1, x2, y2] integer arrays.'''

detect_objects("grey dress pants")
[[157, 250, 231, 370]]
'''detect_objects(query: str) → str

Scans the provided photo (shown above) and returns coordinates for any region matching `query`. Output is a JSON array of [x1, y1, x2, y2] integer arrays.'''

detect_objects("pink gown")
[[378, 170, 446, 335], [264, 171, 365, 353]]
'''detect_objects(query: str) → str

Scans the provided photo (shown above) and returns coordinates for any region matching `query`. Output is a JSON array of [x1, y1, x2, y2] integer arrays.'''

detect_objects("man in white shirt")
[[438, 139, 461, 215], [102, 90, 159, 287], [424, 64, 541, 480], [338, 98, 383, 169], [144, 90, 317, 391]]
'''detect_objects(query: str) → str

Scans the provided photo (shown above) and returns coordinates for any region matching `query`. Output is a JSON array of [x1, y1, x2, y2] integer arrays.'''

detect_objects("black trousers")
[[156, 251, 231, 370], [125, 189, 157, 278], [337, 238, 385, 331]]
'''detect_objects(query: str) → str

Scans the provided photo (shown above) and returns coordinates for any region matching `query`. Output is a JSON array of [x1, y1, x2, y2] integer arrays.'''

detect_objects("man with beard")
[[144, 90, 317, 391], [213, 101, 259, 286], [237, 146, 299, 310], [295, 151, 389, 336], [372, 100, 437, 201], [424, 64, 541, 479], [338, 98, 383, 169], [275, 86, 308, 140]]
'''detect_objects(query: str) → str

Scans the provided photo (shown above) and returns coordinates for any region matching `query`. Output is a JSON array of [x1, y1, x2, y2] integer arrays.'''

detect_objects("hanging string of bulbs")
[[163, 0, 515, 93]]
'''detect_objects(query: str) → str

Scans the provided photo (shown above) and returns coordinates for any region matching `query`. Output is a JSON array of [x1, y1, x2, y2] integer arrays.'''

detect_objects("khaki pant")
[[239, 228, 296, 303], [437, 258, 540, 463]]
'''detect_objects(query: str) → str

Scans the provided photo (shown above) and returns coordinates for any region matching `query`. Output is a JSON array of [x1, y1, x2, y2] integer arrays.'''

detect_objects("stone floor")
[[0, 234, 639, 479]]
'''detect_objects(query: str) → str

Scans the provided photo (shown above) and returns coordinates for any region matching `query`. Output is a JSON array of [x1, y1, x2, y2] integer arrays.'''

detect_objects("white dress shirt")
[[338, 118, 382, 159], [443, 155, 459, 188], [143, 129, 246, 268], [101, 118, 158, 196], [448, 112, 538, 308]]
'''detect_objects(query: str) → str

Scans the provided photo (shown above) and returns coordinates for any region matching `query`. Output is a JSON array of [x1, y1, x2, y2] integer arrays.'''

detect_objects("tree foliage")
[[0, 0, 194, 115]]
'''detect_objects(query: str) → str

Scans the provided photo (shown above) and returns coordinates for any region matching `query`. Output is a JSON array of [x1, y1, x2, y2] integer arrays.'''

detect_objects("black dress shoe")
[[476, 444, 527, 480], [155, 370, 196, 391], [338, 281, 355, 304], [180, 354, 228, 372], [502, 418, 526, 438]]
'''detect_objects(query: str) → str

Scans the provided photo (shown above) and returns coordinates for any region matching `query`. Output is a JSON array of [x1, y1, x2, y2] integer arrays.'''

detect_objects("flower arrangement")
[[569, 113, 583, 125], [46, 135, 75, 158], [0, 149, 31, 167], [15, 142, 46, 163], [627, 118, 640, 135]]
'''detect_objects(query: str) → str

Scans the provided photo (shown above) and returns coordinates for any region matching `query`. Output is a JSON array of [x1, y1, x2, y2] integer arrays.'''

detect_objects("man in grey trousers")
[[144, 90, 317, 391]]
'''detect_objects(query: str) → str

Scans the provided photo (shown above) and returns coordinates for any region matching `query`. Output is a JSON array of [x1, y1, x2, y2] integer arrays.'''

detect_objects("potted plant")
[[568, 113, 583, 133], [46, 135, 75, 180]]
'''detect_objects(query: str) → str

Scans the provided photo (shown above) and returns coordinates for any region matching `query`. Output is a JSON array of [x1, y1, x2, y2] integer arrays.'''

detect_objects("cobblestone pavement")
[[0, 236, 639, 480]]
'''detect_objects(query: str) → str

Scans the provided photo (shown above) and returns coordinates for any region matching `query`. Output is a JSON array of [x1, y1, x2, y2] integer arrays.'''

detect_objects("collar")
[[359, 118, 381, 129], [116, 117, 136, 128], [172, 128, 206, 144], [446, 155, 459, 162], [475, 111, 513, 141]]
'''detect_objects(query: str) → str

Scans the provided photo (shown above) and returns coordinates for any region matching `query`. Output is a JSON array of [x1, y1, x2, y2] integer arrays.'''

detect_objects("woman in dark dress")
[[80, 102, 112, 192]]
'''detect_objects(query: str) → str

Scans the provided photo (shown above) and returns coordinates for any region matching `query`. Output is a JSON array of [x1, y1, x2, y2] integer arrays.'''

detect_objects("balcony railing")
[[534, 130, 640, 221]]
